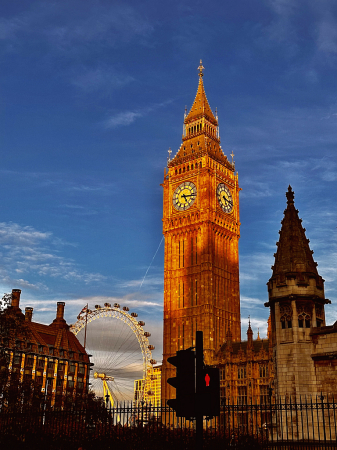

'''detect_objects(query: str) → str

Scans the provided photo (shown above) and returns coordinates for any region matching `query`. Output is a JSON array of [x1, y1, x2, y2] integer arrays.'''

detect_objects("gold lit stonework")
[[162, 63, 241, 402]]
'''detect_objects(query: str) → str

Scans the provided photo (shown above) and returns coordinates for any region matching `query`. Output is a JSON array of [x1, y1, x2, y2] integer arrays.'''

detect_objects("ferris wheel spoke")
[[70, 304, 153, 403]]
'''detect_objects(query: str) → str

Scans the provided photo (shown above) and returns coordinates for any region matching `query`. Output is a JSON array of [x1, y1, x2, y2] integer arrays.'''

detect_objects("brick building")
[[1, 289, 91, 407]]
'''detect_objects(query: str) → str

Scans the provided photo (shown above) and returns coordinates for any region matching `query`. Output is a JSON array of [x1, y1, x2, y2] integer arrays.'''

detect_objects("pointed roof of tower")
[[184, 60, 217, 126], [272, 186, 320, 277]]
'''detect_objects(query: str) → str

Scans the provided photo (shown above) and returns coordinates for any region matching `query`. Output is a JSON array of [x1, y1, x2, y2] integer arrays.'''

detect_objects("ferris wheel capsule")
[[138, 321, 145, 326], [148, 345, 155, 351], [104, 303, 111, 308], [95, 304, 101, 309], [131, 312, 138, 317], [114, 303, 120, 308], [144, 332, 151, 337], [123, 306, 129, 311]]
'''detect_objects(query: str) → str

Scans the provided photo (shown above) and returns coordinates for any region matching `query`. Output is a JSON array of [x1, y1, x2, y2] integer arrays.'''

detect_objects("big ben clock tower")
[[162, 62, 241, 402]]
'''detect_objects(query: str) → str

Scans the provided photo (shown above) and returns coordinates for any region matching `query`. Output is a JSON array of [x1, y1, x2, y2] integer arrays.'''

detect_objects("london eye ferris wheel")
[[70, 303, 156, 403]]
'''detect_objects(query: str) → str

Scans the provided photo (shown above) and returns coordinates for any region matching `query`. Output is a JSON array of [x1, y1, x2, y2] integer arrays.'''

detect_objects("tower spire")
[[267, 186, 325, 305], [272, 186, 321, 278], [184, 61, 217, 125]]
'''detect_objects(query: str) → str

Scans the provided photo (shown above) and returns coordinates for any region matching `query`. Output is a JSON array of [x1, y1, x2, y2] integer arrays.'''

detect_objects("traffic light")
[[167, 348, 195, 418], [199, 366, 220, 417]]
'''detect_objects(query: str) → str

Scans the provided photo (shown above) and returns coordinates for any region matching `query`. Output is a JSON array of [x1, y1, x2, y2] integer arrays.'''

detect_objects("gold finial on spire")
[[167, 147, 172, 164], [198, 59, 204, 77]]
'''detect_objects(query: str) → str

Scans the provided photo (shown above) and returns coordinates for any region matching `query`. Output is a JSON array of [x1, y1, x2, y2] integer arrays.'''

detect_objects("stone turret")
[[265, 187, 330, 400]]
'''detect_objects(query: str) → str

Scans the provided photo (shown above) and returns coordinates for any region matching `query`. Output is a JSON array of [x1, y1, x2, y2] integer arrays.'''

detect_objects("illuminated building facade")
[[1, 289, 90, 407], [162, 62, 241, 401], [134, 365, 162, 406]]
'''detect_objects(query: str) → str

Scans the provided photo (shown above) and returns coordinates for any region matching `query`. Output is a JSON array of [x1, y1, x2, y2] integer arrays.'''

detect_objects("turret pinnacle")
[[267, 186, 325, 302], [273, 186, 319, 277], [247, 318, 253, 348]]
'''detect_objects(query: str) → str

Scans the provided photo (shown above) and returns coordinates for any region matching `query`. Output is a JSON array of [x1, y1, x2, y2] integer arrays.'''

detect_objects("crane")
[[94, 372, 115, 407]]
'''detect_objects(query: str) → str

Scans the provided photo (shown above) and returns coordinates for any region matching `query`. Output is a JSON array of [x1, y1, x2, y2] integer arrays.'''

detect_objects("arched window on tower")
[[298, 313, 311, 328], [297, 304, 312, 328], [280, 303, 292, 329]]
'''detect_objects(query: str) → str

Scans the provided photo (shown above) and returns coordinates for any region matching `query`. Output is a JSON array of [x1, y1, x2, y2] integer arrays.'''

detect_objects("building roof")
[[272, 186, 320, 278], [220, 338, 270, 356], [4, 289, 88, 362]]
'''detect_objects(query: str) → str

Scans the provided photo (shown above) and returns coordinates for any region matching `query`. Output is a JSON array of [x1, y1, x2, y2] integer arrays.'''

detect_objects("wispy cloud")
[[0, 3, 154, 49], [104, 111, 143, 128], [0, 222, 106, 290], [316, 12, 337, 55], [71, 66, 134, 93], [103, 100, 173, 129], [0, 222, 51, 246], [241, 317, 269, 339]]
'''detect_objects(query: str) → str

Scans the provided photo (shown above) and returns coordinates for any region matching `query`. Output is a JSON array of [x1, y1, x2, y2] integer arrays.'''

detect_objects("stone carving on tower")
[[161, 62, 241, 401]]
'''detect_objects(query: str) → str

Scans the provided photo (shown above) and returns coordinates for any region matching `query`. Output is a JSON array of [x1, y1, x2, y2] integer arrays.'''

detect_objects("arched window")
[[298, 313, 311, 328], [191, 164, 194, 170], [280, 303, 292, 329], [297, 304, 312, 328]]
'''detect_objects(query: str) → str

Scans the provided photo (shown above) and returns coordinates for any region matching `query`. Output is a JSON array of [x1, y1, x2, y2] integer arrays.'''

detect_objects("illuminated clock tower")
[[162, 61, 241, 401]]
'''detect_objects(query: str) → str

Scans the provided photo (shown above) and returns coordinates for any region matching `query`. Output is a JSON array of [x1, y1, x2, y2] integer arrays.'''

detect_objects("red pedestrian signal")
[[200, 366, 220, 417]]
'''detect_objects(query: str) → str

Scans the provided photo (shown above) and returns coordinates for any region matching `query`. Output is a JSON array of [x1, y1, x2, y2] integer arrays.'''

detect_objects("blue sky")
[[0, 0, 337, 363]]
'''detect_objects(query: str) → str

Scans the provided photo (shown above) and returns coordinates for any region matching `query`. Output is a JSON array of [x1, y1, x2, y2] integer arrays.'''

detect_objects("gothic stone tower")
[[162, 62, 241, 401], [266, 186, 329, 399]]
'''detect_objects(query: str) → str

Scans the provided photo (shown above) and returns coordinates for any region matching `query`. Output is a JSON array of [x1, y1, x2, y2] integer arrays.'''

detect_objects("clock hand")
[[222, 195, 233, 206], [222, 195, 229, 205]]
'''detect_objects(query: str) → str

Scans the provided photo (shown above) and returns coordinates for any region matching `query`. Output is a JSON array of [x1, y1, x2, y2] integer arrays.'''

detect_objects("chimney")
[[56, 302, 65, 320], [11, 289, 22, 309], [25, 307, 33, 322], [51, 302, 68, 329]]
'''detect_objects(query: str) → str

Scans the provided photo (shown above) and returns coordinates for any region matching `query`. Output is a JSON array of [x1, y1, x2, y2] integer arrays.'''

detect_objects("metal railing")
[[1, 397, 337, 449]]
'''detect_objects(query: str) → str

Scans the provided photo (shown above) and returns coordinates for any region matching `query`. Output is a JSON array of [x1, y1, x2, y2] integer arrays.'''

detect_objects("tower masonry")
[[162, 62, 241, 402], [265, 186, 336, 399]]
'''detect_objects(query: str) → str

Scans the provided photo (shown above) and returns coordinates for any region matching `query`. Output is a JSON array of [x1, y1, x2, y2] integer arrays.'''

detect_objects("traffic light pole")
[[195, 330, 203, 450], [167, 330, 219, 448]]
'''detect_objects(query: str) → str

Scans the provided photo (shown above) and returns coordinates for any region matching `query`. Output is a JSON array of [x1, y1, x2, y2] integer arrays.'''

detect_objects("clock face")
[[173, 182, 197, 211], [217, 183, 233, 213]]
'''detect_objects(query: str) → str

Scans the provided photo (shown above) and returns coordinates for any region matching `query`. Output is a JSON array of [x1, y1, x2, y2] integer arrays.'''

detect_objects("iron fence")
[[1, 397, 337, 449]]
